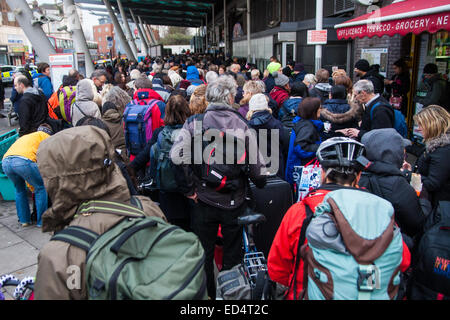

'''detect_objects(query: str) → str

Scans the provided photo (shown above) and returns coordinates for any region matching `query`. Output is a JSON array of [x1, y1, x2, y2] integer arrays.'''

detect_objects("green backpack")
[[150, 125, 181, 192], [51, 199, 207, 300]]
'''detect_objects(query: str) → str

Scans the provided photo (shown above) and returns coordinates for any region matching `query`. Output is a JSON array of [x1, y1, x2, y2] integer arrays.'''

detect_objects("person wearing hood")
[[358, 128, 426, 241], [279, 81, 309, 129], [320, 85, 360, 139], [269, 72, 290, 118], [247, 93, 289, 179], [354, 59, 384, 95], [285, 97, 323, 185], [2, 124, 53, 228], [264, 61, 282, 94], [14, 75, 48, 137], [32, 62, 54, 100], [186, 65, 205, 86], [101, 101, 128, 162], [309, 68, 332, 103], [70, 78, 101, 127], [33, 126, 166, 299], [126, 69, 141, 98]]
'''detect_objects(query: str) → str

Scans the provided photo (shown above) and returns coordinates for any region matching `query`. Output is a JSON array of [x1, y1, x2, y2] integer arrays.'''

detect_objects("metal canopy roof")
[[76, 0, 219, 27]]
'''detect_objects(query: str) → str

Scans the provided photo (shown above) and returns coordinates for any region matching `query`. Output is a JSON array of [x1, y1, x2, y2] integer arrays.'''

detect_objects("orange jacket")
[[267, 184, 411, 300]]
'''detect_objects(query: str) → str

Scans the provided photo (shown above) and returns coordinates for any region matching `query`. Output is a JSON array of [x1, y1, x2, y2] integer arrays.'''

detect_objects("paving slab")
[[0, 241, 39, 275], [0, 226, 23, 250], [16, 227, 51, 250]]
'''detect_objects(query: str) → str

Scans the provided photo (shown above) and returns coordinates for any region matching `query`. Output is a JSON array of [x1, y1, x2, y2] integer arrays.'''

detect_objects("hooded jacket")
[[285, 116, 323, 185], [279, 97, 302, 123], [18, 87, 48, 136], [171, 103, 267, 210], [102, 108, 127, 160], [358, 128, 425, 238], [309, 82, 332, 103], [71, 79, 101, 126], [416, 130, 450, 207], [416, 74, 448, 109], [130, 88, 165, 134], [320, 99, 361, 139], [34, 126, 166, 300]]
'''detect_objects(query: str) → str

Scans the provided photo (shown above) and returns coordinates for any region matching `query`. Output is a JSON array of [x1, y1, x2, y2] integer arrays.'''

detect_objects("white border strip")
[[335, 4, 450, 29]]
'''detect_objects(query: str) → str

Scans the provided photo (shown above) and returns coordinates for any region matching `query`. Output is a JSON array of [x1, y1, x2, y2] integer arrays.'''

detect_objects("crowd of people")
[[1, 51, 449, 301]]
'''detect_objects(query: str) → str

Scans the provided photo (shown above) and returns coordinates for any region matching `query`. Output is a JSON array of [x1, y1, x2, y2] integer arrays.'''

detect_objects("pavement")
[[0, 107, 52, 300]]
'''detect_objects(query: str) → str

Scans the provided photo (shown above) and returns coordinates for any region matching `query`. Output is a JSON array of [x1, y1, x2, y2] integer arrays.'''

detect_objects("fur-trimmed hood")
[[426, 130, 450, 153], [320, 100, 362, 124]]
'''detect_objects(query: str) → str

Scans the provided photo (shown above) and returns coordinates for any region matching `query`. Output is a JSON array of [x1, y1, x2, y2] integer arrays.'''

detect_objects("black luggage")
[[408, 201, 450, 300], [249, 176, 293, 257]]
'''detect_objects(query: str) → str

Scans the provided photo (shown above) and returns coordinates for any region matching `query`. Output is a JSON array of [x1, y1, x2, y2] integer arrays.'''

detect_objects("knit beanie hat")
[[354, 59, 370, 72], [423, 63, 438, 74], [273, 71, 290, 87], [267, 62, 282, 74], [294, 63, 304, 72], [247, 93, 271, 120]]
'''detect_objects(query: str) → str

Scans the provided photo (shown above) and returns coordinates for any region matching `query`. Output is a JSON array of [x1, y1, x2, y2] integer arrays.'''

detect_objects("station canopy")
[[334, 0, 450, 40], [76, 0, 218, 27]]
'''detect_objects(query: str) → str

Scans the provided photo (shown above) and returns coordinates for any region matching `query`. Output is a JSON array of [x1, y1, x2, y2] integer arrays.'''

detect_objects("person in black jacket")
[[320, 84, 361, 139], [384, 58, 410, 116], [354, 59, 384, 95], [413, 105, 450, 208], [14, 75, 48, 137], [341, 79, 394, 141], [358, 128, 426, 241], [246, 93, 289, 180]]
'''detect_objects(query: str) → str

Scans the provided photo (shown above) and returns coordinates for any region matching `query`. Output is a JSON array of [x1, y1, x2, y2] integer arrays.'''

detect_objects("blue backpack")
[[123, 99, 159, 156], [301, 189, 404, 300], [370, 102, 408, 138]]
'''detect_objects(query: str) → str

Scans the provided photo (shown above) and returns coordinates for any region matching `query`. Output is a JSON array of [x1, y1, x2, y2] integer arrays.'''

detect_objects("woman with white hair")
[[303, 73, 316, 90], [126, 69, 142, 98], [205, 71, 218, 84]]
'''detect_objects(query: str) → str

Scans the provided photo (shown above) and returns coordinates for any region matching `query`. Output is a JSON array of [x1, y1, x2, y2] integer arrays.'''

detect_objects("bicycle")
[[0, 275, 35, 300]]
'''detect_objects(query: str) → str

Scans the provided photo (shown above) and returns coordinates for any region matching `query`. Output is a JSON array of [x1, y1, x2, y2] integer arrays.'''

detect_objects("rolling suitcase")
[[249, 176, 293, 257]]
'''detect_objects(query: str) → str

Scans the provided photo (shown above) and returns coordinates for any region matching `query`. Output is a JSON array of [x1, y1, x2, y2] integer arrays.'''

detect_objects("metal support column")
[[63, 0, 94, 77], [247, 0, 251, 62], [205, 14, 208, 54], [315, 0, 323, 72], [224, 0, 227, 56], [103, 0, 136, 61], [145, 23, 157, 45], [6, 0, 55, 63], [130, 10, 148, 56], [116, 0, 138, 58]]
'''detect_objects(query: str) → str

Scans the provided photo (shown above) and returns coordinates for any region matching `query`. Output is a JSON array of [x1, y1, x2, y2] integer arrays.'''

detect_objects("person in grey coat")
[[71, 79, 101, 126]]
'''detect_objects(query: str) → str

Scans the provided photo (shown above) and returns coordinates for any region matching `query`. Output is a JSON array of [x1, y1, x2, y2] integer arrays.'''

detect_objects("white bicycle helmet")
[[316, 137, 366, 170]]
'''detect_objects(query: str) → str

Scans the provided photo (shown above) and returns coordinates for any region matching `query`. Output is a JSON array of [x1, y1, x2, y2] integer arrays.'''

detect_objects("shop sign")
[[307, 30, 328, 45], [0, 45, 8, 53], [337, 12, 450, 40]]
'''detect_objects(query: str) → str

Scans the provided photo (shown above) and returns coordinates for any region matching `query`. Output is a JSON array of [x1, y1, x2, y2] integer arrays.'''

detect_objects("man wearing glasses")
[[339, 79, 394, 141]]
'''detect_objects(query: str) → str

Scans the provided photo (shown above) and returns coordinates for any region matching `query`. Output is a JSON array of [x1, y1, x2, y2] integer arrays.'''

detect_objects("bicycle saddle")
[[237, 213, 266, 226]]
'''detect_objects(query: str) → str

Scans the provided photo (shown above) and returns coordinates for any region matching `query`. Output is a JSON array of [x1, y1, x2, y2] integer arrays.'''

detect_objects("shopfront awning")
[[335, 0, 450, 40]]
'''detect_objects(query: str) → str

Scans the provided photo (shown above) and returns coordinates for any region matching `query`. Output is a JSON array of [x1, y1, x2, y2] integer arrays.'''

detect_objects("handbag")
[[293, 158, 322, 203]]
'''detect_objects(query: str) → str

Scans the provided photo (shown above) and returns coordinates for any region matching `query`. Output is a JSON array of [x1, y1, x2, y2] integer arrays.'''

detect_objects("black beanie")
[[355, 59, 370, 72], [423, 63, 438, 74]]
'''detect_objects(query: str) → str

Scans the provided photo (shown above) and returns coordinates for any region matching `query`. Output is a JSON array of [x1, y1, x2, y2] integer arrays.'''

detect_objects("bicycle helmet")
[[316, 137, 366, 170]]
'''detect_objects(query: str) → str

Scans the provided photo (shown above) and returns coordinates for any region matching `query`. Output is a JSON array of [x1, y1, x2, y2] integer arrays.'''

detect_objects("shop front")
[[335, 0, 450, 143], [0, 45, 8, 65]]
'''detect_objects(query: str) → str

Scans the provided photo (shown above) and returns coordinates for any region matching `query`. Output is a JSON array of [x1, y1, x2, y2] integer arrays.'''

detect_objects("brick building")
[[93, 23, 115, 58]]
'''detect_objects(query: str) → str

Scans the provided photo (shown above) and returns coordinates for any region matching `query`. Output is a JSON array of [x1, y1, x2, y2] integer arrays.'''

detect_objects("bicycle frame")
[[242, 224, 268, 288]]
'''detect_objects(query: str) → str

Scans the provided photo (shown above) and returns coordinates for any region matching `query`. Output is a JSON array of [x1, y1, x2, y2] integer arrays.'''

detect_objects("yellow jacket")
[[3, 131, 50, 163]]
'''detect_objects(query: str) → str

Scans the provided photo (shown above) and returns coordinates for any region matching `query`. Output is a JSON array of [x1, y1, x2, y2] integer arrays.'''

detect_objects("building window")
[[7, 12, 15, 22], [105, 27, 108, 32], [98, 37, 102, 42]]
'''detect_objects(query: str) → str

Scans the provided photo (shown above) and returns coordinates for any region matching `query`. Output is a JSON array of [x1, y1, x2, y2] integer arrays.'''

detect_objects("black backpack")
[[409, 201, 450, 300], [188, 112, 248, 193]]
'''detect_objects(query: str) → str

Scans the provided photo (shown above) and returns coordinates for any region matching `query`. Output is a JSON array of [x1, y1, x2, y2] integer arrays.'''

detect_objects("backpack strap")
[[289, 202, 315, 300], [51, 226, 100, 252]]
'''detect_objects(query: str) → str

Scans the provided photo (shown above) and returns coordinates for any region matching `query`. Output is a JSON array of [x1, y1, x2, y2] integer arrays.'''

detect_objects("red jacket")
[[132, 88, 165, 131], [267, 184, 411, 300], [269, 86, 290, 110]]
